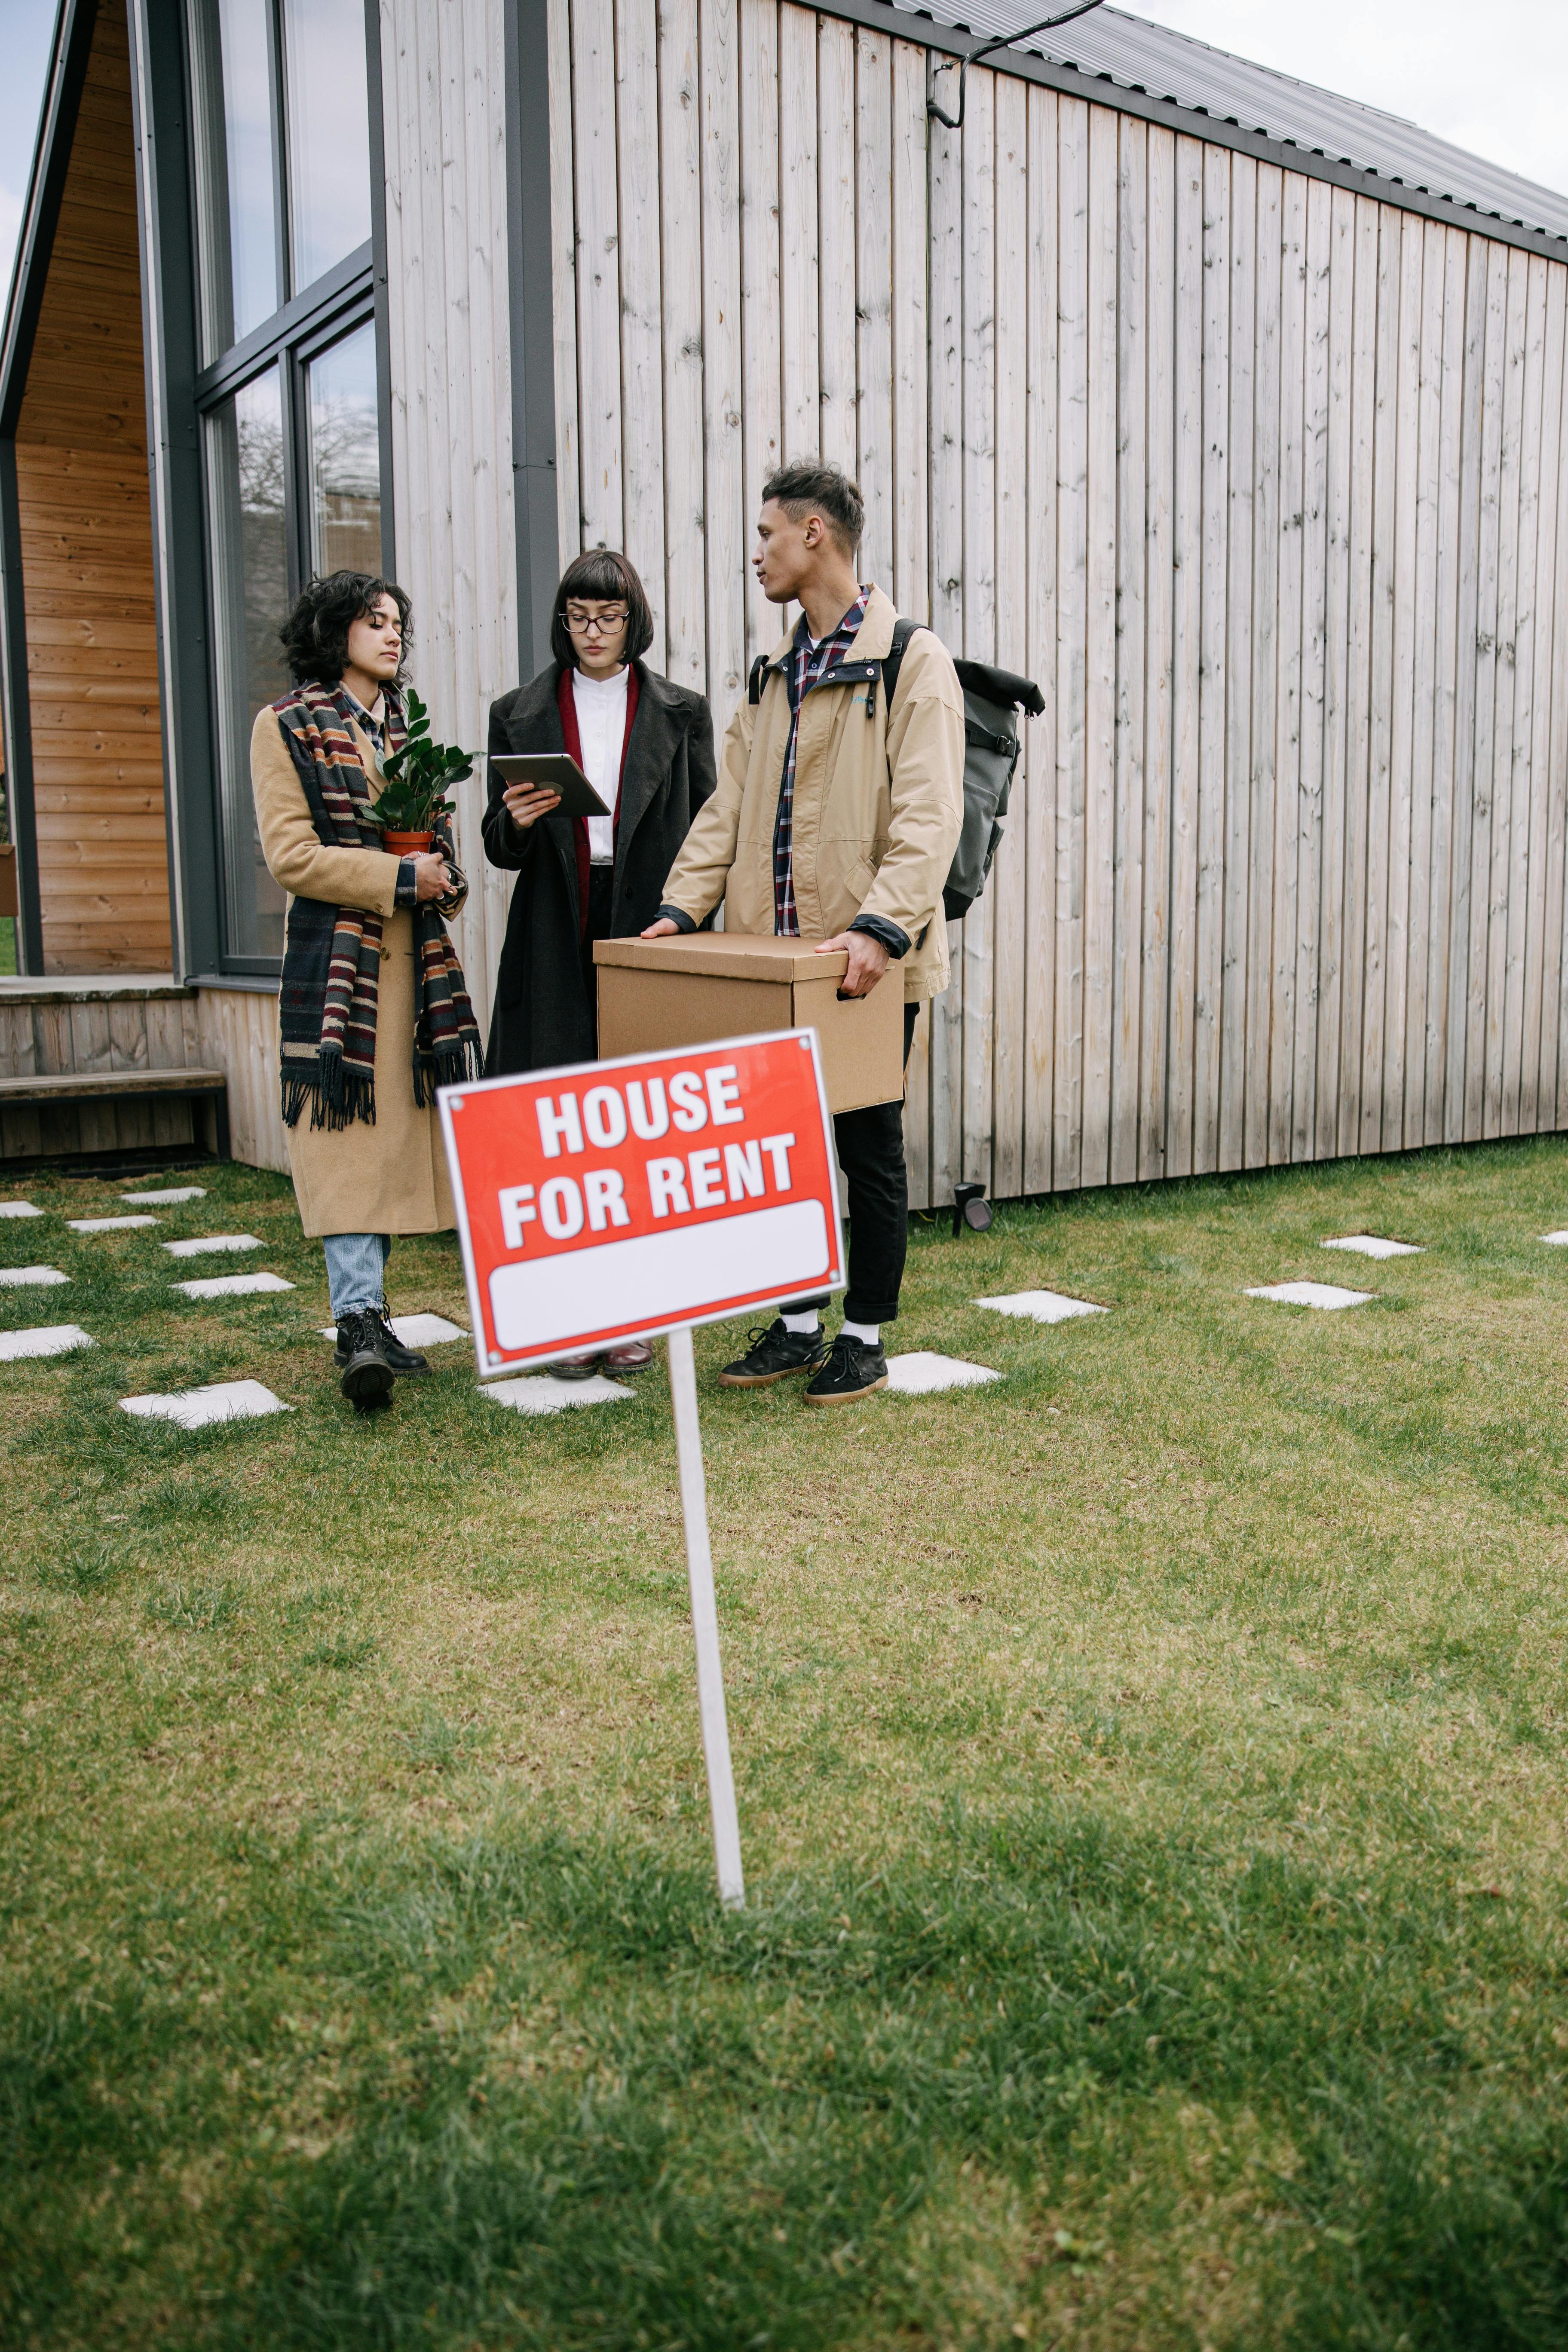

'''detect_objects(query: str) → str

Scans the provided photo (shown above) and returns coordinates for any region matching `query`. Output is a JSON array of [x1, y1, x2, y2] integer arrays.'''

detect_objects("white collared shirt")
[[572, 664, 631, 864]]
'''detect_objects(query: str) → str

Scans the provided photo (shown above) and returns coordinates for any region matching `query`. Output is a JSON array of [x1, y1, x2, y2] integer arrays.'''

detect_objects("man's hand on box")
[[818, 929, 888, 997], [640, 916, 682, 939]]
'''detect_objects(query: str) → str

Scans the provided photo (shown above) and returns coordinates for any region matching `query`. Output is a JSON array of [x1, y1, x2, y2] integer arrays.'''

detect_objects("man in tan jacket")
[[644, 460, 964, 1403]]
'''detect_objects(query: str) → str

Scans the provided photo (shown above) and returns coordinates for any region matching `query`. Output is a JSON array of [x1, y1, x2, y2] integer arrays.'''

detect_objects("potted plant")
[[369, 689, 474, 856]]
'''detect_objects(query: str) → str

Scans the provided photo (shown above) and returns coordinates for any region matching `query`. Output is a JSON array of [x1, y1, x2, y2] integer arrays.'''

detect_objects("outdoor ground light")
[[952, 1182, 992, 1237]]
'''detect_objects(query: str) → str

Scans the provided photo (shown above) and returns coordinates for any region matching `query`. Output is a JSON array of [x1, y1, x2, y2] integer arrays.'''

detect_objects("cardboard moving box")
[[593, 933, 905, 1115]]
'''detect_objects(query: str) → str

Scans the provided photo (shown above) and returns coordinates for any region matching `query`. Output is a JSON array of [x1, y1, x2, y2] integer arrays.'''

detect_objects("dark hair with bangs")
[[760, 460, 864, 554], [551, 548, 655, 670], [279, 572, 412, 687]]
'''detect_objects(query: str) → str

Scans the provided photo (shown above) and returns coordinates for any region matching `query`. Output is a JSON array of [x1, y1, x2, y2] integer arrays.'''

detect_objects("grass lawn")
[[5, 1139, 1568, 2349]]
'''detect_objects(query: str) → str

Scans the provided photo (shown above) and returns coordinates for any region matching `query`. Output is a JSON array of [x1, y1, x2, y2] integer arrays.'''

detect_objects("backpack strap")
[[880, 617, 925, 714], [747, 652, 771, 707]]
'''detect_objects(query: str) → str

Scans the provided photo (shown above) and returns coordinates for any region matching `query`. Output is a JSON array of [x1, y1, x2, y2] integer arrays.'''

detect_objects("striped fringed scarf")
[[273, 680, 484, 1131]]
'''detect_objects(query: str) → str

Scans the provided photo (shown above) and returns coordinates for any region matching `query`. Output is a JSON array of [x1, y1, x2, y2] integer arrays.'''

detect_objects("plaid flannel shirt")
[[772, 588, 870, 936]]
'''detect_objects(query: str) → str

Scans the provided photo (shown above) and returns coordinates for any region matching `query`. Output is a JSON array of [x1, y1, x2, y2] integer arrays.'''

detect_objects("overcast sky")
[[1, 0, 1567, 304]]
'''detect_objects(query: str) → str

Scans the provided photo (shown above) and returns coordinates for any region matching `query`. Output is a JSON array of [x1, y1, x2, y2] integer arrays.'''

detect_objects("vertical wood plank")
[[1423, 230, 1469, 1143], [1521, 261, 1564, 1132], [1194, 142, 1230, 1173], [1403, 220, 1446, 1147], [1540, 272, 1568, 1127], [1314, 192, 1355, 1157], [1166, 134, 1204, 1179], [571, 0, 623, 549], [1023, 82, 1060, 1195], [1481, 248, 1529, 1136], [1242, 159, 1279, 1168], [1219, 152, 1256, 1173], [1445, 240, 1491, 1139], [739, 0, 783, 668], [960, 67, 997, 1190], [1054, 96, 1090, 1191], [1336, 197, 1379, 1157], [547, 0, 582, 560], [855, 29, 894, 590], [1379, 210, 1423, 1150], [927, 83, 965, 1205], [816, 15, 857, 472], [1298, 178, 1335, 1162], [699, 0, 747, 739], [1502, 256, 1548, 1131], [1462, 242, 1512, 1135], [659, 0, 707, 692], [616, 0, 667, 664], [1138, 124, 1175, 1182], [1109, 113, 1146, 1188], [1270, 168, 1306, 1163], [778, 3, 819, 464], [892, 37, 932, 1203], [1079, 100, 1118, 1189], [991, 72, 1029, 1200]]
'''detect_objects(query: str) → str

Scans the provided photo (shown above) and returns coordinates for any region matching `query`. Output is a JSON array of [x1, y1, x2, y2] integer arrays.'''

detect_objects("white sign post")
[[438, 1029, 844, 1906], [666, 1323, 744, 1905]]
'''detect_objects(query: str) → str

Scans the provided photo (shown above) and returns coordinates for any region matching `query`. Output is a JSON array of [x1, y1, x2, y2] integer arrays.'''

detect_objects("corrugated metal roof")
[[891, 0, 1568, 246]]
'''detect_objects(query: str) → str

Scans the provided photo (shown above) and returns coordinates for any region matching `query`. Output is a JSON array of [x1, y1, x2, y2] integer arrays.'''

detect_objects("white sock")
[[782, 1310, 822, 1335], [841, 1317, 880, 1347]]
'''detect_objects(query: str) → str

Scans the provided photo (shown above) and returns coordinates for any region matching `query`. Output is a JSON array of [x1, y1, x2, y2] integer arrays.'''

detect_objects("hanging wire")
[[927, 0, 1105, 131]]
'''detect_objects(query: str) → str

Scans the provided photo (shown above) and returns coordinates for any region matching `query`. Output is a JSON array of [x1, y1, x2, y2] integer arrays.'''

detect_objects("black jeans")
[[789, 1000, 919, 1326]]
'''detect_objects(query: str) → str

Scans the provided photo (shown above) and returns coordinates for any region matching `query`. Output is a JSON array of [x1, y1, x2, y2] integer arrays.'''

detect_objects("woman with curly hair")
[[251, 570, 483, 1412], [483, 548, 717, 1377]]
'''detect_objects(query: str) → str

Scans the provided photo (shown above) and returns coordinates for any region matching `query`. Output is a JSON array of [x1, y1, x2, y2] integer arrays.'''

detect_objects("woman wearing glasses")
[[482, 548, 717, 1374]]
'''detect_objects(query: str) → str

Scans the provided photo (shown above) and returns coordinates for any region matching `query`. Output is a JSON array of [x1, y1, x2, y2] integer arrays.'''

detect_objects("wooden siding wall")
[[547, 0, 1568, 1202], [14, 6, 169, 976], [377, 0, 520, 1023], [0, 985, 202, 1158]]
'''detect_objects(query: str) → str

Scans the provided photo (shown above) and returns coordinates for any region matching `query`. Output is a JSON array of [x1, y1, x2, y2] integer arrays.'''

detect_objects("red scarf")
[[557, 665, 641, 941]]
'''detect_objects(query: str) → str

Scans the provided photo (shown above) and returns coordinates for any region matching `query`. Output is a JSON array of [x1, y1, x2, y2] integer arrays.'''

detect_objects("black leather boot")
[[337, 1309, 395, 1411]]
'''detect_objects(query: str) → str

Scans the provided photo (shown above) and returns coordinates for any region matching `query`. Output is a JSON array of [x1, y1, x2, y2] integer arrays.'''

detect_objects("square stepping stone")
[[315, 1312, 468, 1346], [0, 1202, 43, 1219], [0, 1266, 69, 1287], [120, 1379, 289, 1430], [885, 1351, 1002, 1395], [1246, 1281, 1373, 1310], [121, 1186, 207, 1204], [162, 1234, 262, 1258], [484, 1372, 634, 1415], [175, 1271, 295, 1300], [1541, 1231, 1568, 1246], [1321, 1234, 1422, 1259], [67, 1214, 160, 1233], [0, 1324, 94, 1362], [974, 1288, 1107, 1324]]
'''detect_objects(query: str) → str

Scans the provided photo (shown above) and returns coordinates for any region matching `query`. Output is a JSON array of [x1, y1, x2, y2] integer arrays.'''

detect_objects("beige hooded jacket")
[[659, 585, 965, 1002]]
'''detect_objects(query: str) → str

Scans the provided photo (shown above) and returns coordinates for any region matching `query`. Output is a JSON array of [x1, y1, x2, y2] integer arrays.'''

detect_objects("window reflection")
[[282, 0, 373, 293], [206, 369, 290, 959], [187, 0, 279, 359], [308, 322, 382, 578]]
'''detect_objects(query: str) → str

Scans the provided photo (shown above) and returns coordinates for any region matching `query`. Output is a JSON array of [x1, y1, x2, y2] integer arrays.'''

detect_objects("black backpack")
[[747, 621, 1044, 923]]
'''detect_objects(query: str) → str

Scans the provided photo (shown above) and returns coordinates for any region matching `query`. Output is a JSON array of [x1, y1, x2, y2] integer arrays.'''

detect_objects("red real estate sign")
[[438, 1029, 844, 1376]]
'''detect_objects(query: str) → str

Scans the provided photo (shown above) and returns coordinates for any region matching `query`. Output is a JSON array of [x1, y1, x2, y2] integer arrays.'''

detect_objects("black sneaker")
[[804, 1332, 888, 1406], [373, 1308, 429, 1376], [337, 1309, 395, 1412], [717, 1317, 830, 1387]]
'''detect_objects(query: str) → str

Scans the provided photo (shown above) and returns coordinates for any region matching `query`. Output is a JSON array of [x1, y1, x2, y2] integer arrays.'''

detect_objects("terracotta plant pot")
[[380, 829, 436, 857]]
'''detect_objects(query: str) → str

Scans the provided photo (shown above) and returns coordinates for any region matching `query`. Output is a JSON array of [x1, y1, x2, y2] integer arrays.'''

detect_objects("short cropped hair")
[[279, 572, 412, 687], [551, 547, 655, 669], [760, 460, 864, 554]]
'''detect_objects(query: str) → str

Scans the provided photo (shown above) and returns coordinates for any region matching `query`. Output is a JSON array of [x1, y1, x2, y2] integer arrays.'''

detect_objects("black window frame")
[[180, 0, 393, 979]]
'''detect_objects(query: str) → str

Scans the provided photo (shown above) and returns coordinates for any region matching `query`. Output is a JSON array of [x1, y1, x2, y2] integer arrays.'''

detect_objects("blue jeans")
[[323, 1231, 391, 1320]]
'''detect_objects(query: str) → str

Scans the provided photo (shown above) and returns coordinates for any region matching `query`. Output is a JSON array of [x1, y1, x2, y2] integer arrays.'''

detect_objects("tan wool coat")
[[251, 705, 459, 1240], [659, 584, 966, 1001]]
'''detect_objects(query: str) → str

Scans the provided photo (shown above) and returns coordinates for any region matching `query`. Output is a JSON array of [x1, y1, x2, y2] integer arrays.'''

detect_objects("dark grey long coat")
[[482, 662, 717, 1076]]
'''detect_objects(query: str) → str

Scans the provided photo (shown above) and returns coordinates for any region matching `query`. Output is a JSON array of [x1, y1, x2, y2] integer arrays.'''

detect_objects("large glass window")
[[185, 0, 386, 969], [207, 371, 290, 959], [307, 320, 382, 578], [282, 0, 373, 292]]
